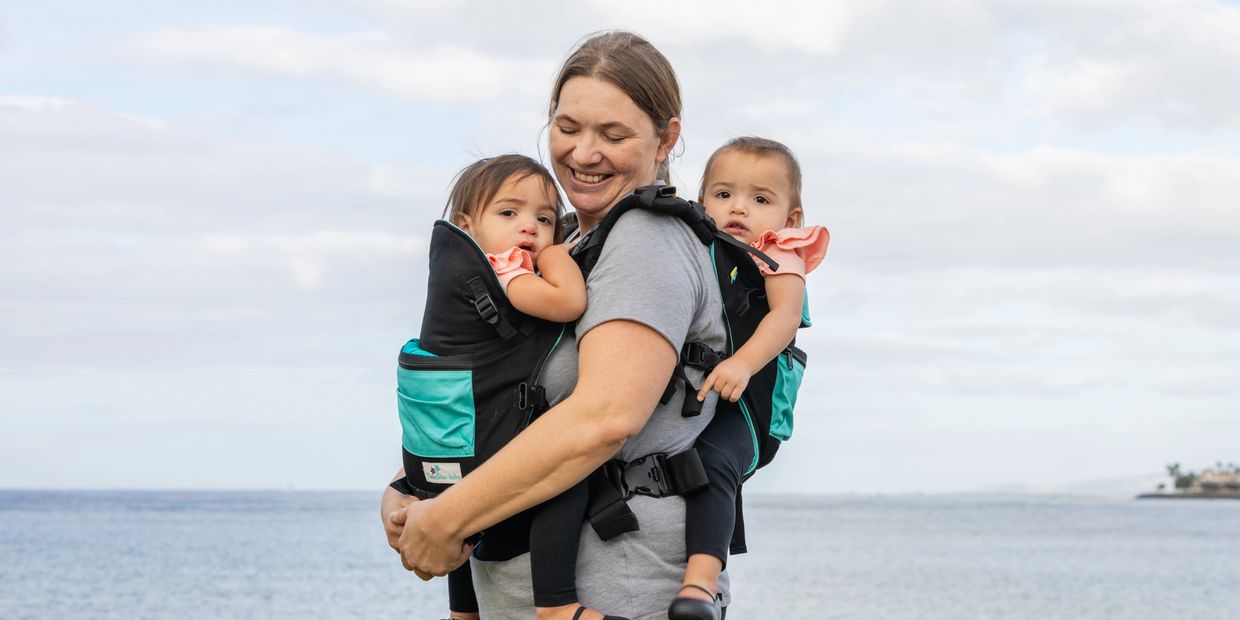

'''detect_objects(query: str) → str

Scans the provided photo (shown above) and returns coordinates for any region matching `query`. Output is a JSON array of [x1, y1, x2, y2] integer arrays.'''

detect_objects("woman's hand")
[[392, 498, 474, 579], [380, 482, 416, 553]]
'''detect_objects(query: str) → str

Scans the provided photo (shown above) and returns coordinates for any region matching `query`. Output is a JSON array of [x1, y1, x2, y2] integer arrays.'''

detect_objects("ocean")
[[1, 491, 1237, 619]]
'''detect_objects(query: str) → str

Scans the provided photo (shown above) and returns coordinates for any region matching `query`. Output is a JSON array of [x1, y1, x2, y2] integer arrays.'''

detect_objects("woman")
[[381, 31, 728, 620]]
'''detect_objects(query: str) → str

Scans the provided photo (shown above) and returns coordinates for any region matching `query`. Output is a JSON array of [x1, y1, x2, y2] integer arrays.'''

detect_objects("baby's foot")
[[676, 583, 716, 603], [536, 603, 605, 620], [667, 583, 721, 620]]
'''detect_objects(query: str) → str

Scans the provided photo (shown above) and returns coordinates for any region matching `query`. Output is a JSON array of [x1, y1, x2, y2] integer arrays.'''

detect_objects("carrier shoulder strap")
[[570, 185, 780, 279]]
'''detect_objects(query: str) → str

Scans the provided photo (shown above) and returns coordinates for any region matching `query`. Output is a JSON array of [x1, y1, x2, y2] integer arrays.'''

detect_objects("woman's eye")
[[557, 125, 578, 135], [605, 134, 626, 143]]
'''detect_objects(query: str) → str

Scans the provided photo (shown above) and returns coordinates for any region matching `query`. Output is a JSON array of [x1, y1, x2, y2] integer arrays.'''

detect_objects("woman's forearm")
[[423, 319, 677, 540]]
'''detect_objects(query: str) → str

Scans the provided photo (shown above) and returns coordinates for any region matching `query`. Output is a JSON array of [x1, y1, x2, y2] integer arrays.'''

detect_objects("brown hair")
[[548, 31, 682, 183], [442, 154, 565, 241], [699, 136, 804, 223]]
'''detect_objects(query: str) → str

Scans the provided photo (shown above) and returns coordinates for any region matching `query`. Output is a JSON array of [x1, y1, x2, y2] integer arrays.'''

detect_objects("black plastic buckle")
[[473, 294, 499, 324], [682, 342, 722, 370], [516, 382, 529, 410], [622, 453, 673, 497], [683, 342, 707, 366]]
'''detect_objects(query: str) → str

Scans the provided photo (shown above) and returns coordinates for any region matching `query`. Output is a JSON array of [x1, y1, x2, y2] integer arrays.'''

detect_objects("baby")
[[670, 137, 829, 620]]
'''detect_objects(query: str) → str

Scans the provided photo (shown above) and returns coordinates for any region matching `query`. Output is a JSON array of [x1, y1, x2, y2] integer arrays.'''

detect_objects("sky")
[[2, 0, 1238, 494]]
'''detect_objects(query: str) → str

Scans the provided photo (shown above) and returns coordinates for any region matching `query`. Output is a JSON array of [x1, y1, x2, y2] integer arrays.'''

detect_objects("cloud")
[[113, 26, 554, 104], [0, 97, 444, 372], [1007, 0, 1240, 128]]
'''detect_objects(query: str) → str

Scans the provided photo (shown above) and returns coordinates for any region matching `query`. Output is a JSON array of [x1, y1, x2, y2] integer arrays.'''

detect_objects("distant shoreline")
[[1136, 493, 1240, 500]]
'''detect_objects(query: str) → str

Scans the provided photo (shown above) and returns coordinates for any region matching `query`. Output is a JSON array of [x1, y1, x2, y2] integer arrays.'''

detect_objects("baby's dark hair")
[[699, 136, 803, 224], [442, 154, 565, 242]]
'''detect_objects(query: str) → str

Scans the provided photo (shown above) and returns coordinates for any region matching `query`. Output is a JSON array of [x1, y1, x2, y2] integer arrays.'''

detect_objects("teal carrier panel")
[[393, 221, 564, 498]]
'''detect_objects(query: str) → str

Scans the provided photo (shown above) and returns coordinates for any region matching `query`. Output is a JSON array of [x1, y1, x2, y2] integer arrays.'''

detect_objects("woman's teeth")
[[574, 170, 605, 183]]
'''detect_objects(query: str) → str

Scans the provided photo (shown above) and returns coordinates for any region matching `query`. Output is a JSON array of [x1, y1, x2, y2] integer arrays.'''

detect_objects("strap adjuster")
[[473, 293, 499, 324], [681, 341, 724, 371]]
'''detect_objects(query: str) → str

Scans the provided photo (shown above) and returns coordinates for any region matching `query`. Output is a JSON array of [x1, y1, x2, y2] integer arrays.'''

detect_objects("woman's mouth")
[[572, 169, 610, 185]]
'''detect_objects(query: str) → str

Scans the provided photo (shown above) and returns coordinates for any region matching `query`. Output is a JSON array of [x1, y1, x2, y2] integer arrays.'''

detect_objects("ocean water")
[[1, 491, 1237, 619]]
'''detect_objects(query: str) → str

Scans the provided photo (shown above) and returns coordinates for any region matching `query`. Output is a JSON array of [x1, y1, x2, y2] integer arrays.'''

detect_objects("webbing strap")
[[717, 233, 779, 272], [586, 449, 709, 541], [466, 277, 518, 341], [388, 477, 439, 501]]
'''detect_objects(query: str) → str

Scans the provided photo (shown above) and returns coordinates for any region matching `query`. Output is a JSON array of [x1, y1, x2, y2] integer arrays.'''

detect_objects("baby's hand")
[[697, 358, 752, 402]]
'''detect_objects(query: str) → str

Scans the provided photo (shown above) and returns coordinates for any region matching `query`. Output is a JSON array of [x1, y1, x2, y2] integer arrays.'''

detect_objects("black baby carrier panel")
[[710, 240, 809, 475], [394, 220, 564, 498]]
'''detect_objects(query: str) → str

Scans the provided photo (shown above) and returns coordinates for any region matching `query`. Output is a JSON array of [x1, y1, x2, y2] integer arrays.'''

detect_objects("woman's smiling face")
[[550, 76, 678, 227]]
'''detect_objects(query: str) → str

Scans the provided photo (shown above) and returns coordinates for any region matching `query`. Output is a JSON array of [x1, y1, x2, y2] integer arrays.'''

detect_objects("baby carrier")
[[391, 220, 566, 499], [571, 186, 810, 540]]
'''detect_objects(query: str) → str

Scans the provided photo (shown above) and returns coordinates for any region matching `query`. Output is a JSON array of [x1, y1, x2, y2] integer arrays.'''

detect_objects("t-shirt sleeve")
[[487, 246, 535, 293], [575, 210, 705, 350], [751, 225, 829, 279]]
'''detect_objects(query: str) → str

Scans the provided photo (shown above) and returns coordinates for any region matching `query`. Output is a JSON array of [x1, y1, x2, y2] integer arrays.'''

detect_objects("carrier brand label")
[[422, 462, 462, 483]]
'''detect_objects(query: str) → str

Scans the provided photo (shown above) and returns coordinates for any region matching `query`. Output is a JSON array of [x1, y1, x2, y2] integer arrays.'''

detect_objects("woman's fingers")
[[380, 484, 417, 552]]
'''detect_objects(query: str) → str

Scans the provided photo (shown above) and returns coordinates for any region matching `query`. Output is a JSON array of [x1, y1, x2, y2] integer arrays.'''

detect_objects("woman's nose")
[[571, 133, 604, 167]]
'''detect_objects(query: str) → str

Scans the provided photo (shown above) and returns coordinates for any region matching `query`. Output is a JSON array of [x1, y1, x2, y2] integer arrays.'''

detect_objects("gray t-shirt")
[[471, 208, 729, 619]]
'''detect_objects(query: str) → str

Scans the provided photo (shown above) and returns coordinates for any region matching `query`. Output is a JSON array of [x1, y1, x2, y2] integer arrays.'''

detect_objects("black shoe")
[[667, 584, 720, 620]]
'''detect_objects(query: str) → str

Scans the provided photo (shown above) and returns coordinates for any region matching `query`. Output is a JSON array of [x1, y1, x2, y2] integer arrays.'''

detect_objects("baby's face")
[[466, 174, 558, 258], [701, 150, 799, 244]]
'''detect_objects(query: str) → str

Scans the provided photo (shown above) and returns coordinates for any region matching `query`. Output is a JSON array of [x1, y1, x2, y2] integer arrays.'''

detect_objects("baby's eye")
[[714, 190, 731, 199], [498, 209, 517, 217], [537, 215, 554, 225], [754, 195, 770, 205]]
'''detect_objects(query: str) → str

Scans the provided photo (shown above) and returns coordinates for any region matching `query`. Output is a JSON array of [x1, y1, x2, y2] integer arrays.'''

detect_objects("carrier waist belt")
[[586, 449, 709, 541]]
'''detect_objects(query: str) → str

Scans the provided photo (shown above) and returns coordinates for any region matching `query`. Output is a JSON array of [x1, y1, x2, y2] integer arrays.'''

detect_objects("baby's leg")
[[530, 481, 607, 620], [447, 561, 480, 620], [681, 404, 754, 602]]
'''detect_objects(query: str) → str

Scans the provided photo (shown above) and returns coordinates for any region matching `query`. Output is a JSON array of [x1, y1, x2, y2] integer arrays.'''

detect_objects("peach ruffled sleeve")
[[750, 225, 830, 279], [486, 246, 535, 293]]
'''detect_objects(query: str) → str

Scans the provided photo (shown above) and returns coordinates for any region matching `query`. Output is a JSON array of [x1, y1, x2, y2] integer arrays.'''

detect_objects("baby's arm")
[[505, 244, 587, 323], [697, 273, 805, 402]]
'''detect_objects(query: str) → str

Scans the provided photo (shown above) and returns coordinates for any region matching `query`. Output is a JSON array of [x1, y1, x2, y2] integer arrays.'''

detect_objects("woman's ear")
[[656, 117, 682, 162]]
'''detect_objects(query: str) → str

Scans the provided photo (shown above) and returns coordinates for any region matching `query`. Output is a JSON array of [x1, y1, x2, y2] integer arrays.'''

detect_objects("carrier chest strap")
[[586, 449, 709, 541], [466, 277, 519, 341]]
